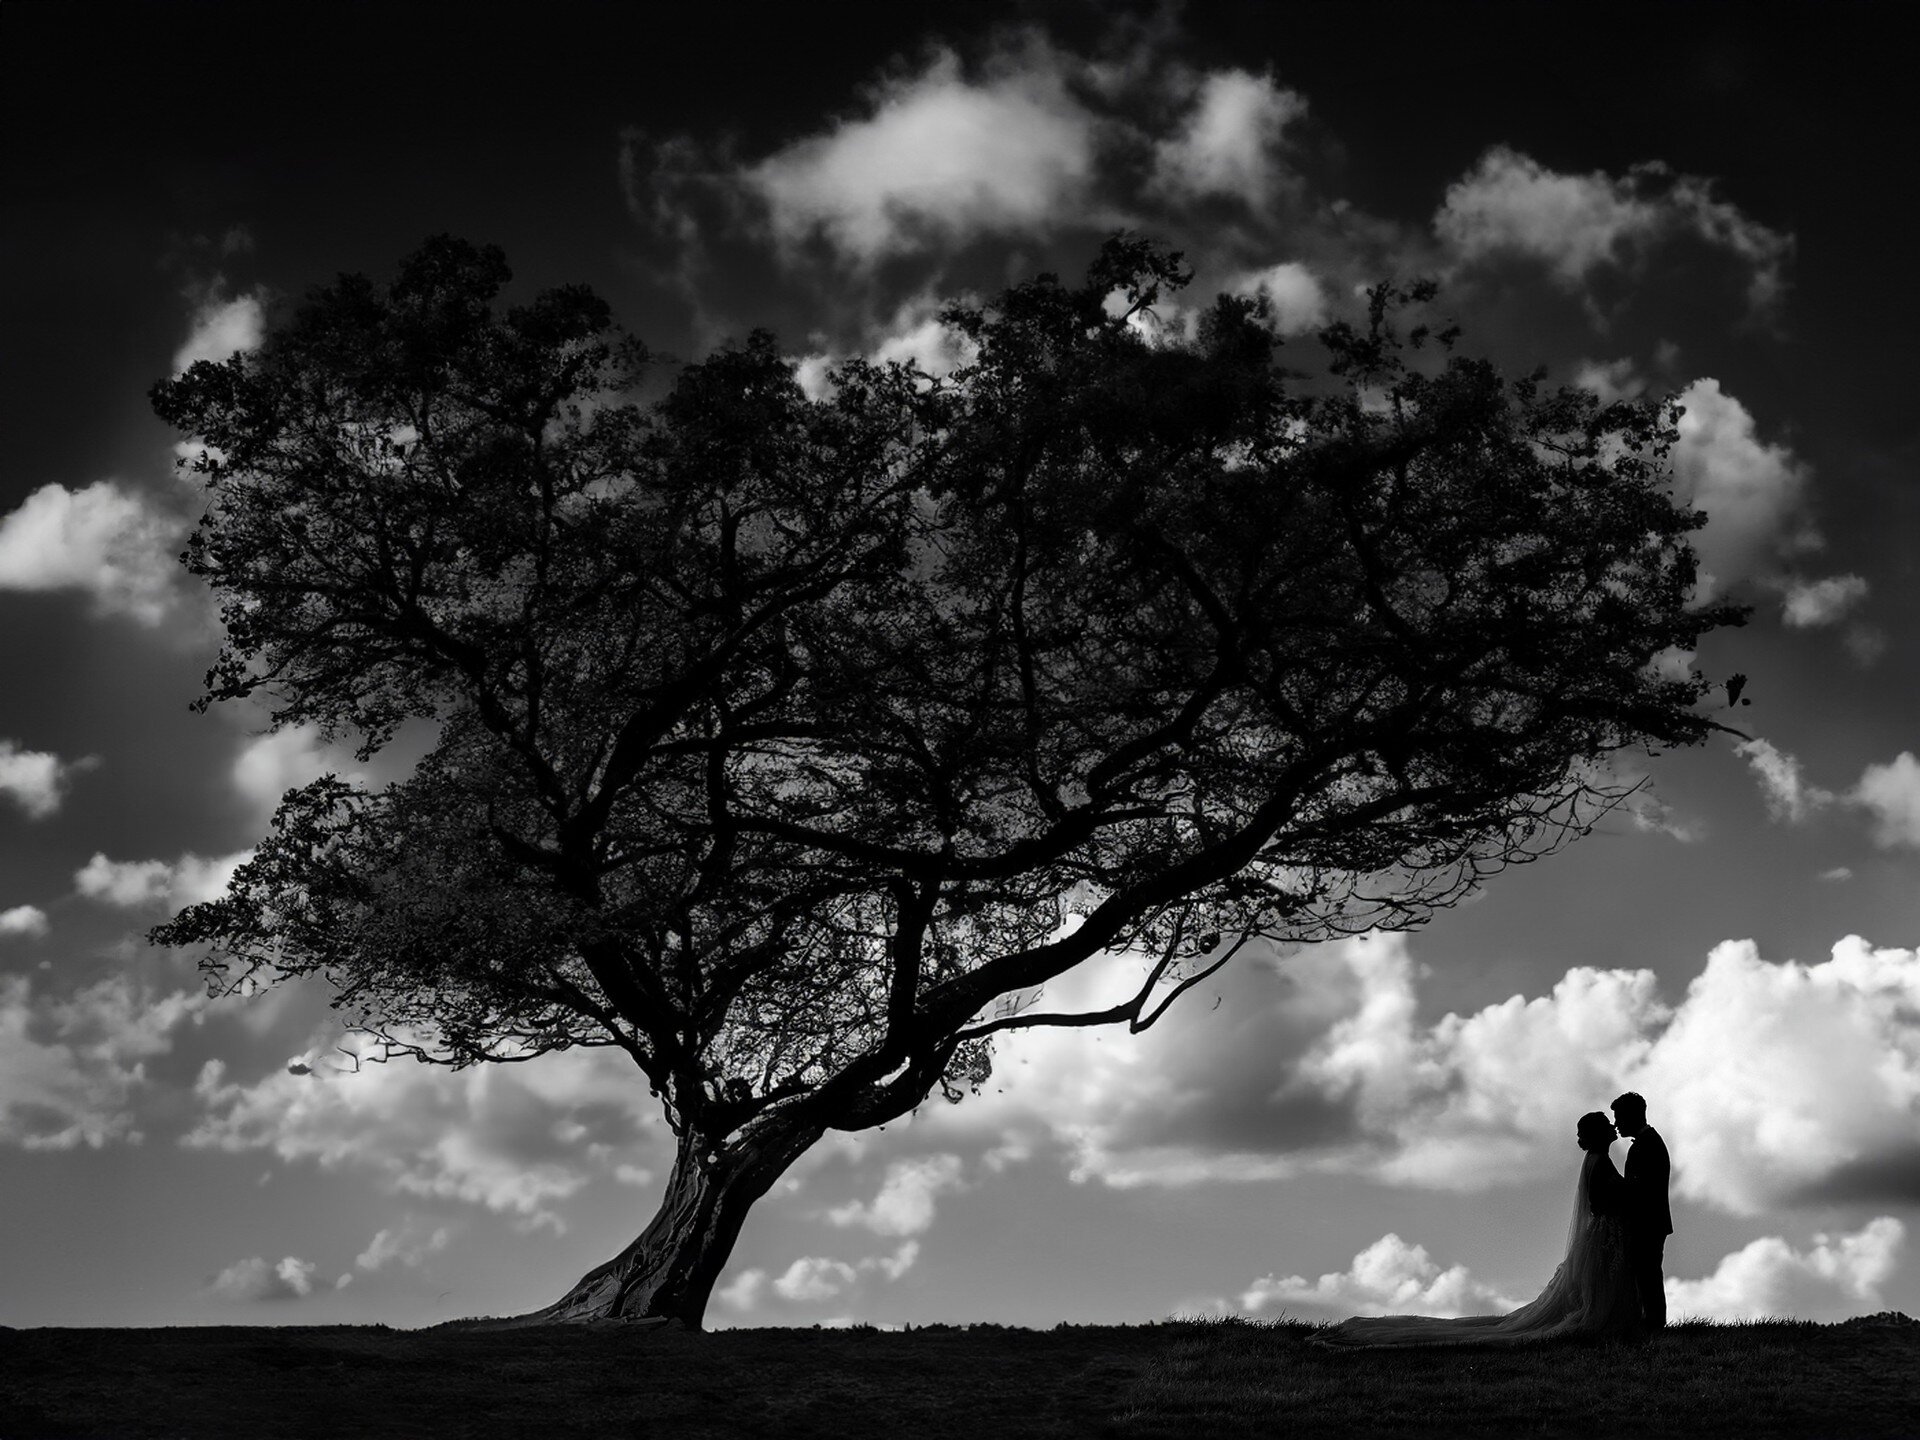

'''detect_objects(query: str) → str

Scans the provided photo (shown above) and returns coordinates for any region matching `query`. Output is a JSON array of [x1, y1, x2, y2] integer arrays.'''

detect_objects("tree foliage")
[[150, 235, 1742, 1322]]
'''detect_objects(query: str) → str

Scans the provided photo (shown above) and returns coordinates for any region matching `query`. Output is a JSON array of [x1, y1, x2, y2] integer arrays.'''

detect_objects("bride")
[[1315, 1111, 1643, 1347]]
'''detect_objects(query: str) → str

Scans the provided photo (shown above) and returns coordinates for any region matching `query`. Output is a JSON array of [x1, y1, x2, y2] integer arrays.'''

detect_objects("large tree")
[[151, 236, 1742, 1329]]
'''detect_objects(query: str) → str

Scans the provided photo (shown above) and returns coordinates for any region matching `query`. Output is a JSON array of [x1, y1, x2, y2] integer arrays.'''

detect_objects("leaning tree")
[[151, 235, 1743, 1328]]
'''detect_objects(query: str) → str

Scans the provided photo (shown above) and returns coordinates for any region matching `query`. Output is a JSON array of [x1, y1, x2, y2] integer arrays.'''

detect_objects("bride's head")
[[1577, 1111, 1617, 1152]]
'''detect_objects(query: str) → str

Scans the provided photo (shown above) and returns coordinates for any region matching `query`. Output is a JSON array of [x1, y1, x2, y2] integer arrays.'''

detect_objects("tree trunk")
[[487, 1116, 823, 1331]]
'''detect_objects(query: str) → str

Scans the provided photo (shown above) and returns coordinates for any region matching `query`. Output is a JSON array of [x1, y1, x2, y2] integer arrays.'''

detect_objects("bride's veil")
[[1317, 1150, 1622, 1346], [1495, 1150, 1602, 1336]]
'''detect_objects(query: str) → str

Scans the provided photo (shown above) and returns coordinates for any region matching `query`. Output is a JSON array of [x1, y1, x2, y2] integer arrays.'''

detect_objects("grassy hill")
[[3, 1315, 1915, 1438]]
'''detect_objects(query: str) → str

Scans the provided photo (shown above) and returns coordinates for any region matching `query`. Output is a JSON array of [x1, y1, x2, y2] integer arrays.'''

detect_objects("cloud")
[[1669, 378, 1811, 592], [915, 930, 1920, 1220], [0, 739, 90, 819], [185, 1040, 666, 1227], [356, 1219, 453, 1272], [869, 298, 982, 377], [827, 1153, 964, 1236], [861, 1239, 921, 1281], [207, 1254, 319, 1303], [1849, 753, 1920, 851], [174, 291, 265, 373], [1148, 69, 1305, 208], [624, 30, 1787, 387], [1780, 573, 1869, 628], [1790, 1147, 1920, 1207], [792, 354, 837, 403], [0, 905, 49, 939], [1734, 738, 1834, 824], [1666, 1218, 1905, 1322], [1228, 262, 1327, 335], [772, 1255, 859, 1303], [912, 938, 1368, 1188], [1243, 1232, 1523, 1319], [746, 43, 1100, 264], [1732, 742, 1920, 851], [0, 975, 205, 1149], [1639, 937, 1920, 1214], [1293, 936, 1670, 1192], [1434, 146, 1792, 318], [1303, 933, 1920, 1216], [1573, 357, 1647, 404], [230, 724, 373, 821], [74, 850, 250, 911], [0, 480, 180, 625], [1244, 1219, 1906, 1325], [1608, 754, 1705, 842], [717, 1267, 768, 1312]]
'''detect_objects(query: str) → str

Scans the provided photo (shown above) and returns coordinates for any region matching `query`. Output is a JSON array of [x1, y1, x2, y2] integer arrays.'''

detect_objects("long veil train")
[[1315, 1152, 1642, 1348]]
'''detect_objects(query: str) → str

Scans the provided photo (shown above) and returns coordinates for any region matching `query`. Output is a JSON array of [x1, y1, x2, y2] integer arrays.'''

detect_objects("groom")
[[1612, 1091, 1672, 1333]]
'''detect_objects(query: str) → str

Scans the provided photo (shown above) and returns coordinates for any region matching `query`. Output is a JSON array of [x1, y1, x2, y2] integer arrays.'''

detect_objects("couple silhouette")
[[1318, 1092, 1673, 1347]]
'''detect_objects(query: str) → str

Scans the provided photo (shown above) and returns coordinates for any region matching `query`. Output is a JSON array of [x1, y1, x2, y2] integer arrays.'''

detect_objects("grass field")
[[3, 1315, 1915, 1438]]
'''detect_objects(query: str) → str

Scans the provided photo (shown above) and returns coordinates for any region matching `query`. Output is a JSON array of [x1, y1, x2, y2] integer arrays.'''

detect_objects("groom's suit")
[[1622, 1126, 1673, 1331]]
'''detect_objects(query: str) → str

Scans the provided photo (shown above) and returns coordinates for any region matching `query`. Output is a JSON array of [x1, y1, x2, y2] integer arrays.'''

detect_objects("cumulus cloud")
[[622, 29, 1790, 392], [0, 739, 90, 819], [717, 1267, 768, 1311], [912, 938, 1365, 1188], [1435, 146, 1792, 318], [356, 1219, 453, 1272], [1244, 1219, 1905, 1325], [185, 1040, 666, 1228], [1300, 933, 1920, 1216], [1780, 573, 1869, 628], [1243, 1232, 1523, 1319], [869, 299, 982, 377], [1669, 378, 1811, 592], [1148, 69, 1305, 207], [913, 929, 1920, 1221], [1849, 753, 1920, 851], [1572, 357, 1647, 404], [828, 1153, 964, 1236], [0, 975, 205, 1149], [0, 905, 49, 938], [746, 44, 1099, 264], [1666, 1218, 1905, 1322], [1228, 261, 1327, 334], [1295, 936, 1670, 1191], [229, 724, 376, 821], [772, 1255, 859, 1303], [862, 1239, 922, 1281], [207, 1254, 318, 1302], [74, 850, 250, 911], [174, 291, 265, 373], [1639, 937, 1920, 1214], [0, 480, 180, 625]]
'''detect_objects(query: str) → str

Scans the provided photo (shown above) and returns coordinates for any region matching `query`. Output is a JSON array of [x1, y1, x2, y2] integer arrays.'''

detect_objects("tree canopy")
[[150, 235, 1743, 1325]]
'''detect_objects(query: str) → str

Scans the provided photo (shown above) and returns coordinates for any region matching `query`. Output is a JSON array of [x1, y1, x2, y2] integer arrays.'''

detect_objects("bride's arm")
[[1587, 1155, 1626, 1217]]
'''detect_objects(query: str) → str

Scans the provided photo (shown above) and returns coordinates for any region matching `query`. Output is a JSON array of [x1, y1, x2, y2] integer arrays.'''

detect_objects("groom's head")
[[1611, 1092, 1648, 1137]]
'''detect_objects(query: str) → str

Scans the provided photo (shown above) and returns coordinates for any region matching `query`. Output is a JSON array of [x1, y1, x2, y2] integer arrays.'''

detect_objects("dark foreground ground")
[[3, 1315, 1916, 1439]]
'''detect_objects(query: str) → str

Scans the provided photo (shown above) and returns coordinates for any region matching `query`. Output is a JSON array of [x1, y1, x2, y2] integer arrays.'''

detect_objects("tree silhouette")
[[150, 235, 1744, 1328]]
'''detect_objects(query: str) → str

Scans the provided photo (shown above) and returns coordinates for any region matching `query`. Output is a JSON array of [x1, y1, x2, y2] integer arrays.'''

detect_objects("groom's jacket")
[[1623, 1127, 1674, 1238]]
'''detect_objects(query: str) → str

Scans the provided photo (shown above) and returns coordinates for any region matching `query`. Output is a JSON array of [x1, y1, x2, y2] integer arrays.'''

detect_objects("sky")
[[3, 0, 1917, 1329]]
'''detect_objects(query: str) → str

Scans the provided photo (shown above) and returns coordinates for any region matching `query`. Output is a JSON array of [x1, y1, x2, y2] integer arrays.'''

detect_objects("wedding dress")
[[1315, 1151, 1642, 1347]]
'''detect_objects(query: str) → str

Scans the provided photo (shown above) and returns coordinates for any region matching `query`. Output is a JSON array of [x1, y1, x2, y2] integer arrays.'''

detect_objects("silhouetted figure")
[[1316, 1111, 1640, 1347], [1612, 1091, 1672, 1332]]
